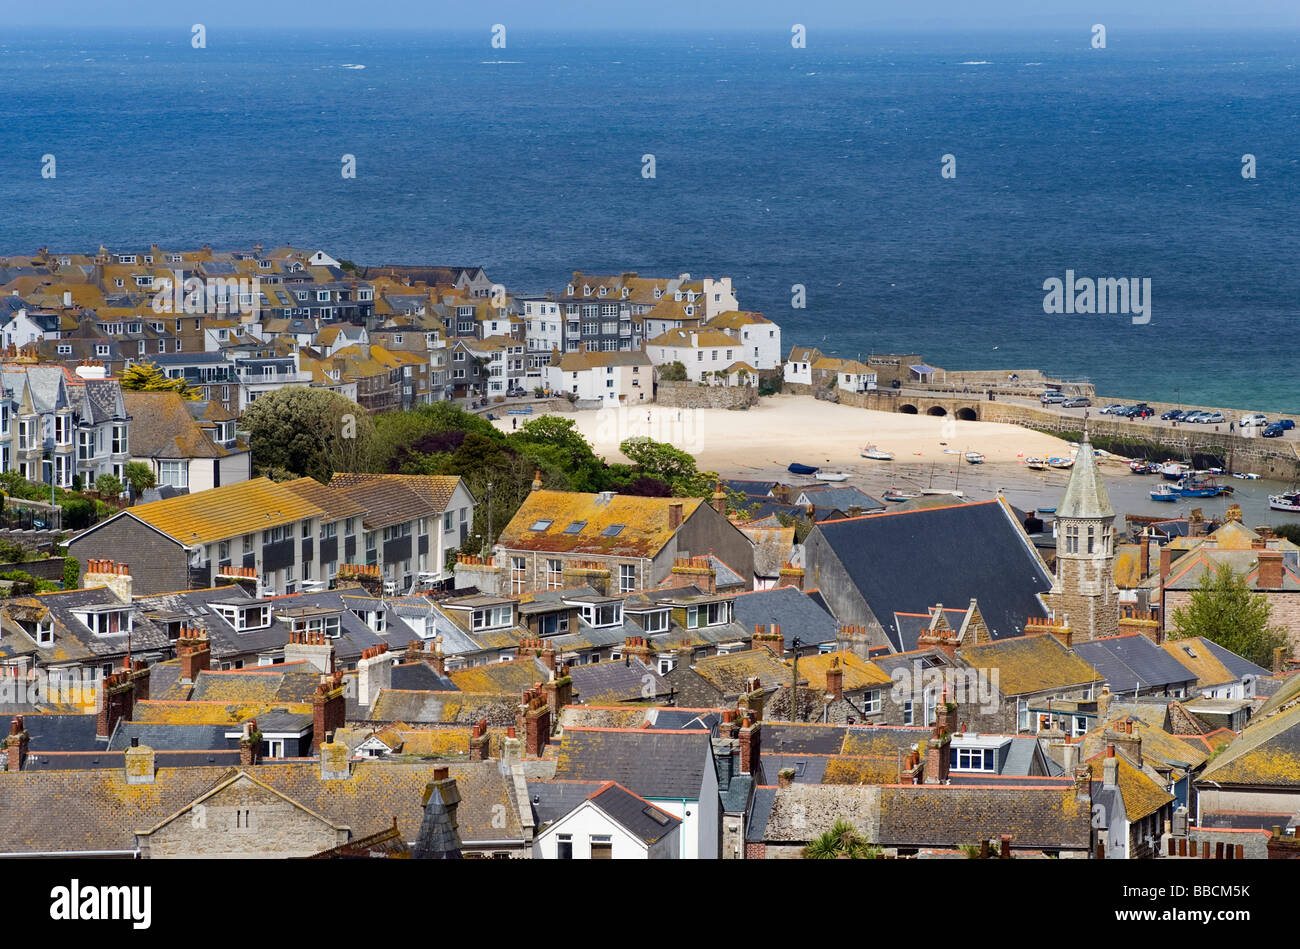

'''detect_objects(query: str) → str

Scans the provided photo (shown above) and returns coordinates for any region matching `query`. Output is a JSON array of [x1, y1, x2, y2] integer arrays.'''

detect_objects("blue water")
[[2, 28, 1298, 409]]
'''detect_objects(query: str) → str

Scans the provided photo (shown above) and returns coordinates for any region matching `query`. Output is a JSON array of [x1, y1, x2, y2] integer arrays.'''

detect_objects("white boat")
[[1160, 462, 1191, 481], [965, 452, 985, 465], [920, 489, 965, 498], [1270, 493, 1300, 512], [1047, 457, 1075, 469], [1025, 457, 1047, 471], [860, 445, 894, 461], [1232, 472, 1261, 480], [818, 472, 851, 482]]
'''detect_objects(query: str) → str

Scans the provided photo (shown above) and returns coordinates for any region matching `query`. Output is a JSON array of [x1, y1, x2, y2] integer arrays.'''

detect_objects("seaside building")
[[1042, 427, 1121, 642]]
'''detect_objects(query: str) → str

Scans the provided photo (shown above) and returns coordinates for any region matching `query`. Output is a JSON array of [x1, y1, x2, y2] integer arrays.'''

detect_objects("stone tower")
[[1043, 425, 1119, 641]]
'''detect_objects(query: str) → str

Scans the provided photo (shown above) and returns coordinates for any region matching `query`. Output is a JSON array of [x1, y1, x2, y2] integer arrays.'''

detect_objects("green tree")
[[658, 361, 687, 382], [1170, 563, 1290, 667], [119, 361, 200, 400], [619, 436, 716, 498], [802, 820, 880, 860], [95, 474, 124, 498], [1273, 524, 1300, 547], [123, 461, 156, 501], [62, 556, 80, 590], [242, 387, 374, 482]]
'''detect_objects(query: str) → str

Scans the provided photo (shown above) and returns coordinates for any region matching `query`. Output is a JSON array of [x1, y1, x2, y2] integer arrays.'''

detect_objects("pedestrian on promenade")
[[1229, 421, 1235, 433], [512, 417, 517, 430]]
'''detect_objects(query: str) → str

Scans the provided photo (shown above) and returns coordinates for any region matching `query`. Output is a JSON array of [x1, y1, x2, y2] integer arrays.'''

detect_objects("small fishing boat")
[[1232, 472, 1261, 480], [883, 486, 919, 502], [1150, 484, 1178, 502], [1160, 462, 1191, 481], [1038, 506, 1056, 514], [920, 489, 964, 498], [1025, 457, 1047, 471], [788, 462, 819, 476], [1129, 460, 1158, 474], [860, 445, 894, 461], [1047, 457, 1075, 469], [1173, 476, 1233, 498], [965, 452, 985, 465], [818, 472, 851, 482], [1269, 492, 1300, 512]]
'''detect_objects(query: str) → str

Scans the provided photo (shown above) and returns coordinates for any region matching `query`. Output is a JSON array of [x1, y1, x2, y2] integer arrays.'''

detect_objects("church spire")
[[1056, 418, 1113, 520]]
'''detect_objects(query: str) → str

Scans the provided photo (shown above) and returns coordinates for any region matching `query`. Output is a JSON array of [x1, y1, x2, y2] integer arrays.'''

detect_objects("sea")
[[2, 28, 1298, 410]]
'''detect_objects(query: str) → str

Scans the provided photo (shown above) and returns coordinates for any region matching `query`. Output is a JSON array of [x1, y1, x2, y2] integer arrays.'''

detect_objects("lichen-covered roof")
[[956, 634, 1102, 697], [498, 490, 703, 557], [1086, 753, 1173, 821], [1200, 702, 1300, 787], [120, 477, 324, 545], [690, 649, 793, 696], [793, 651, 892, 692]]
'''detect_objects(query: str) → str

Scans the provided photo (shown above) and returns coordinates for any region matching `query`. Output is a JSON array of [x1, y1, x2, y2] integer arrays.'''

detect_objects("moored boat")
[[965, 452, 985, 465], [818, 472, 850, 482], [1172, 476, 1233, 498], [883, 486, 919, 502], [1269, 493, 1300, 512], [788, 462, 819, 475], [1047, 457, 1074, 469], [860, 445, 894, 461], [1160, 462, 1191, 481], [1233, 472, 1261, 480], [1025, 457, 1047, 471], [1150, 484, 1178, 502]]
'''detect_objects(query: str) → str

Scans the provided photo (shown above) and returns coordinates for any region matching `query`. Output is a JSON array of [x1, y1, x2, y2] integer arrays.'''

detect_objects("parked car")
[[1204, 411, 1226, 424], [1263, 423, 1286, 438], [1240, 414, 1268, 427], [1040, 391, 1067, 405], [1278, 419, 1296, 430], [1183, 411, 1209, 423], [1119, 404, 1153, 419], [1161, 409, 1185, 421], [1063, 397, 1091, 408], [1099, 403, 1126, 415]]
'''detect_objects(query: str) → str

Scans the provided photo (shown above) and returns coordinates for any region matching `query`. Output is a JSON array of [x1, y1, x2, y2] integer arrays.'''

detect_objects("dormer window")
[[642, 610, 668, 634], [598, 287, 607, 297], [258, 260, 271, 269], [215, 603, 272, 632], [583, 285, 592, 297], [73, 608, 133, 637], [579, 603, 622, 628], [686, 601, 731, 629], [472, 605, 513, 630], [621, 288, 630, 298], [34, 618, 54, 645]]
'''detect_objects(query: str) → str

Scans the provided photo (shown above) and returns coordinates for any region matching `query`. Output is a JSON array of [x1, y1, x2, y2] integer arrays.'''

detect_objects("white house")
[[645, 328, 750, 384], [544, 350, 652, 405], [782, 345, 822, 387], [534, 782, 682, 859], [705, 311, 782, 371]]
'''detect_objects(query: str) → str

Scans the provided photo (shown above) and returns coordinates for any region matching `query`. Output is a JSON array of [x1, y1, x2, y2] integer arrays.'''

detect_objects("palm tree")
[[123, 461, 156, 503], [803, 820, 879, 859]]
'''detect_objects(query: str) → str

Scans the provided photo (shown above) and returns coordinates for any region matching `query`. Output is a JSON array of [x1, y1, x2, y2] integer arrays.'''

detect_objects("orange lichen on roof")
[[498, 490, 702, 556], [794, 651, 892, 692], [126, 477, 324, 545], [131, 700, 311, 725]]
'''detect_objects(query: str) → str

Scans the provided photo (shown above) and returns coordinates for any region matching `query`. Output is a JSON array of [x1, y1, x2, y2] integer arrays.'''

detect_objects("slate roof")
[[366, 691, 518, 727], [877, 782, 1092, 851], [568, 656, 668, 703], [1056, 433, 1113, 519], [391, 661, 457, 692], [585, 781, 681, 844], [690, 649, 793, 696], [105, 722, 233, 752], [726, 585, 838, 649], [526, 778, 607, 828], [552, 727, 713, 800], [809, 500, 1052, 648], [1199, 703, 1300, 787], [122, 391, 227, 459], [798, 486, 885, 512], [1072, 634, 1197, 692], [14, 713, 100, 752]]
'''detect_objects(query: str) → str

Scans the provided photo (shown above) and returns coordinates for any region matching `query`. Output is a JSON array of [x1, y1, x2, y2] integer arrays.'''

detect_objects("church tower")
[[1043, 424, 1120, 641]]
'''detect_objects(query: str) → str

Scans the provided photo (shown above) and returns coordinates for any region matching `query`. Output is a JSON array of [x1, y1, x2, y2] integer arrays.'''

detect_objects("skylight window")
[[563, 521, 587, 535], [601, 524, 625, 537], [530, 519, 553, 532]]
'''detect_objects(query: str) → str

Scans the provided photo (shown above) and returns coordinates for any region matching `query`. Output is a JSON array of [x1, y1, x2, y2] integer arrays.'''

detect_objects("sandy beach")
[[502, 393, 1074, 472], [492, 394, 1300, 524]]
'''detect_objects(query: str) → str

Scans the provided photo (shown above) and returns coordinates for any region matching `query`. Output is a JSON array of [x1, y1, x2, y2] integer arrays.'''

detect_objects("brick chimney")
[[753, 623, 785, 658], [777, 562, 804, 590], [544, 665, 574, 716], [669, 556, 716, 594], [131, 659, 151, 703], [239, 719, 260, 767], [124, 737, 155, 785], [1139, 533, 1150, 580], [1159, 546, 1172, 585], [924, 729, 951, 784], [1258, 550, 1284, 590], [1104, 719, 1142, 766], [824, 656, 844, 701], [96, 668, 136, 740], [668, 502, 683, 530], [312, 672, 346, 752], [4, 716, 29, 772], [712, 481, 727, 516], [178, 626, 211, 683], [469, 718, 490, 761], [623, 636, 655, 666], [738, 718, 761, 775], [523, 686, 551, 757]]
